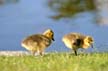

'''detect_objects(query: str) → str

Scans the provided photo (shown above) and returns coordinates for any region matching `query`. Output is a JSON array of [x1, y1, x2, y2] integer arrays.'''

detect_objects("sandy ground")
[[0, 51, 31, 56], [0, 51, 49, 56]]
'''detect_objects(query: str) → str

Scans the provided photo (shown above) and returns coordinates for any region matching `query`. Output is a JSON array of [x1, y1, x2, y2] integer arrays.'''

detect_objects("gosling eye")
[[88, 41, 91, 44]]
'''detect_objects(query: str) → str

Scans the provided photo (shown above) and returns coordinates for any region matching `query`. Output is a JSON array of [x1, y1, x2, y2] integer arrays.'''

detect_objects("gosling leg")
[[31, 51, 36, 56], [74, 50, 77, 56]]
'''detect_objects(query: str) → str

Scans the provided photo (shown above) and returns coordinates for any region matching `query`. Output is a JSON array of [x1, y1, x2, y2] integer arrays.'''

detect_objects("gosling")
[[21, 29, 54, 56], [62, 33, 94, 56]]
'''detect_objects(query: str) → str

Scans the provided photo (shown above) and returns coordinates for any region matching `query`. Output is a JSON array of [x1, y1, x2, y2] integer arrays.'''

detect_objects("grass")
[[0, 52, 108, 71]]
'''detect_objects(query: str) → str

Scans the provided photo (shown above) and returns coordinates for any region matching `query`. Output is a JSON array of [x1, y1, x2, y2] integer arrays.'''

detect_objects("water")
[[0, 0, 108, 52]]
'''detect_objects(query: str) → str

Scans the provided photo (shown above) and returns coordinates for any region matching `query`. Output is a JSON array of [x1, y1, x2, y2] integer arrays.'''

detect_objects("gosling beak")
[[91, 44, 93, 48], [52, 38, 55, 41]]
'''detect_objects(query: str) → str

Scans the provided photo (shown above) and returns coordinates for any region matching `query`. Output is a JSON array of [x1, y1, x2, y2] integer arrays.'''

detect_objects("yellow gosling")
[[21, 29, 54, 56], [62, 33, 94, 56]]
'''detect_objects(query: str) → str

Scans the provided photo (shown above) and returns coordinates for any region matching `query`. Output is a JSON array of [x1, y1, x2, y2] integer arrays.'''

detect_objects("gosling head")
[[43, 29, 55, 41], [83, 36, 94, 48]]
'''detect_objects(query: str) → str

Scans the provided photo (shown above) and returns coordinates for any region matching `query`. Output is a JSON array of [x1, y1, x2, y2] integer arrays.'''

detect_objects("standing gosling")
[[21, 29, 54, 56], [62, 33, 94, 56]]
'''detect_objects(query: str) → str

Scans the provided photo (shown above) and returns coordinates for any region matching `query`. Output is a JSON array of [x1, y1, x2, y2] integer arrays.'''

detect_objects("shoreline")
[[0, 51, 30, 56], [0, 51, 107, 56]]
